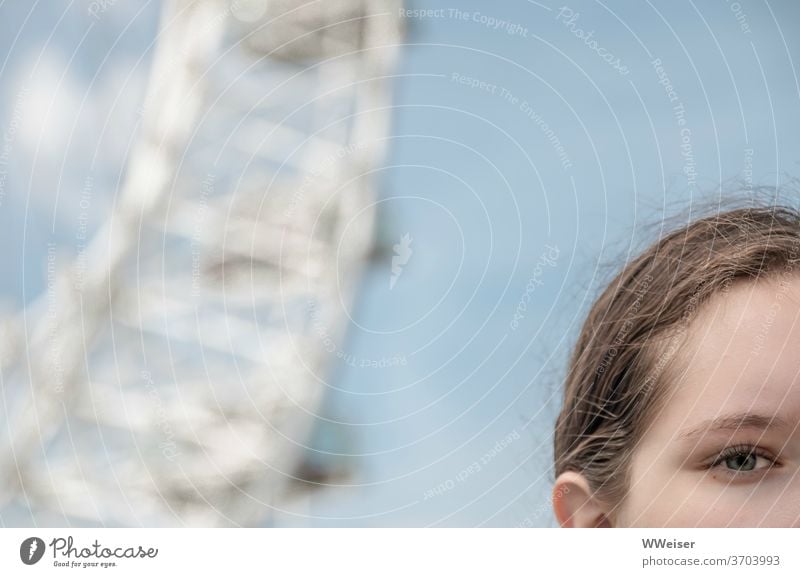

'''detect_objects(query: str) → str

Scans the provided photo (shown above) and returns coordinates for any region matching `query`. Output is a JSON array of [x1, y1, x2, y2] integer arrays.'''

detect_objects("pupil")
[[727, 453, 756, 471]]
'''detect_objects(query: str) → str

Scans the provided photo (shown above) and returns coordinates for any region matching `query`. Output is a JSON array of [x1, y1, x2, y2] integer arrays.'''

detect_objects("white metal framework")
[[0, 0, 401, 526]]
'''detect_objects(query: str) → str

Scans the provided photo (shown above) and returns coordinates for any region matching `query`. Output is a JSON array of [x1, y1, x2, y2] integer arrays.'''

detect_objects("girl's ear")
[[552, 471, 613, 528]]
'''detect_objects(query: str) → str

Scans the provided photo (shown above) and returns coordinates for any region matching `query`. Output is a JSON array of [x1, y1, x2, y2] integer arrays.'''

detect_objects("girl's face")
[[616, 277, 800, 527]]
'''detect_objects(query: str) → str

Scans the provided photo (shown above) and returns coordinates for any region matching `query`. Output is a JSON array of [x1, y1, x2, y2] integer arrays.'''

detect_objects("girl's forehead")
[[669, 277, 800, 418]]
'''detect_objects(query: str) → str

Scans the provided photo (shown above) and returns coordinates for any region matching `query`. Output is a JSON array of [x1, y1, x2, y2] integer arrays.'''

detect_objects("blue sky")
[[1, 0, 799, 526]]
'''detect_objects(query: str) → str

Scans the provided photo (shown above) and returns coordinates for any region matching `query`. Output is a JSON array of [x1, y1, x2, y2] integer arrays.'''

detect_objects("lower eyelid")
[[711, 468, 772, 482]]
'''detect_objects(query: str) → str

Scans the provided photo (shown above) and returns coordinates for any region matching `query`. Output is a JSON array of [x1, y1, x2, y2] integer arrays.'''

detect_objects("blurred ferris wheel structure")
[[0, 0, 403, 526]]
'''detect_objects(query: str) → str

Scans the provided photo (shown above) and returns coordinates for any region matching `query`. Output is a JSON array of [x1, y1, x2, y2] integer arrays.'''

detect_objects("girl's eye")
[[723, 452, 759, 471], [711, 446, 775, 474]]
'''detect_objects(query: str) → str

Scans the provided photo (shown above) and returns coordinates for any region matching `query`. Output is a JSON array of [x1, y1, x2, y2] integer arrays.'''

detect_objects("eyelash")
[[707, 443, 779, 475]]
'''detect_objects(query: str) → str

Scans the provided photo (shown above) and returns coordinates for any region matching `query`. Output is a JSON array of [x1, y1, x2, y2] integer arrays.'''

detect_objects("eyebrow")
[[677, 412, 791, 440]]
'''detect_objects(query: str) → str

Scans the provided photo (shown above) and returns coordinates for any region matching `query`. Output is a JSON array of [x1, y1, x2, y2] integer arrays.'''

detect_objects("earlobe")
[[552, 471, 613, 528]]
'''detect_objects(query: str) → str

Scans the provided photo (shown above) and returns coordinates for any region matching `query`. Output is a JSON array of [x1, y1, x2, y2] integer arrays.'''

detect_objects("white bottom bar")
[[2, 528, 798, 576]]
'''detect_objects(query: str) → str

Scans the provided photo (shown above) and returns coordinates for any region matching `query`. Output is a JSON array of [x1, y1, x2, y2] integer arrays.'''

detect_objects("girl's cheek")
[[706, 476, 800, 524]]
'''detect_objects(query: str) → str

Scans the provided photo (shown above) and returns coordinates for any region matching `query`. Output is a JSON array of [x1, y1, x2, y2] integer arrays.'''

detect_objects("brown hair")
[[553, 205, 800, 510]]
